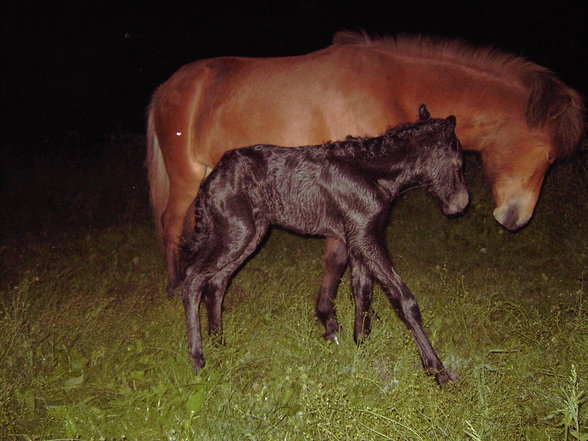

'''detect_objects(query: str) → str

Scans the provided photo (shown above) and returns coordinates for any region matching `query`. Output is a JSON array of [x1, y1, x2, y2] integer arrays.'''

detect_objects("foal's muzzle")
[[444, 189, 469, 215]]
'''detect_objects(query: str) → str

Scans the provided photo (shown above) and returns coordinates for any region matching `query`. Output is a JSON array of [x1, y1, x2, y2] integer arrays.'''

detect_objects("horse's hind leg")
[[162, 166, 207, 295], [316, 238, 348, 343]]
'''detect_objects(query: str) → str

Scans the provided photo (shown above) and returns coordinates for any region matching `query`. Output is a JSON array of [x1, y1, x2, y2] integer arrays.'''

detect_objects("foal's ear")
[[418, 104, 431, 121], [444, 115, 457, 135]]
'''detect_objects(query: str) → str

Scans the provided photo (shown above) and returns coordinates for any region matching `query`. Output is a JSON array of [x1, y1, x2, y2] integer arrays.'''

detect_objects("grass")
[[1, 132, 587, 440]]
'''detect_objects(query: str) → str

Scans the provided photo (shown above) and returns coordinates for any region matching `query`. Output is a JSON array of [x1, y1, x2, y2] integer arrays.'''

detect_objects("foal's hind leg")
[[349, 233, 454, 385], [204, 225, 268, 343], [202, 221, 269, 343], [316, 238, 348, 343], [182, 266, 208, 370], [183, 218, 268, 372], [202, 275, 226, 345]]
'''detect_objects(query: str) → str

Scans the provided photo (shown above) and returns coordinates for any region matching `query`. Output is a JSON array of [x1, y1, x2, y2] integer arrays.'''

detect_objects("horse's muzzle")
[[493, 203, 529, 231]]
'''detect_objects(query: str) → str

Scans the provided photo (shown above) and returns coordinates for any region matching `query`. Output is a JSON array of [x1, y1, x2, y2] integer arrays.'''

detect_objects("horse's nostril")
[[493, 204, 527, 231]]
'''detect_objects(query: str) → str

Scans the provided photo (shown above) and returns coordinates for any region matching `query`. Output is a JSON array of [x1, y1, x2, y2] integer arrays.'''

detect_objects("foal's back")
[[200, 144, 350, 237]]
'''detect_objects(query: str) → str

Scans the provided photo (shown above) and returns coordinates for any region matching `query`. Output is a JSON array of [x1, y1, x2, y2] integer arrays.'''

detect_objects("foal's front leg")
[[350, 234, 455, 385]]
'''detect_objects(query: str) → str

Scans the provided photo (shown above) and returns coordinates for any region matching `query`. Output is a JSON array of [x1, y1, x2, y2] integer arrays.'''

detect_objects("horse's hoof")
[[166, 280, 179, 297]]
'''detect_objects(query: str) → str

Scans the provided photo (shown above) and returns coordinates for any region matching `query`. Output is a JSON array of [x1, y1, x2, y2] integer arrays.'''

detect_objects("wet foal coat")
[[182, 107, 468, 385]]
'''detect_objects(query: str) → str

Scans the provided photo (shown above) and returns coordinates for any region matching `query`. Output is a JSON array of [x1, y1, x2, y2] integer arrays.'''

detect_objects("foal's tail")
[[525, 70, 585, 157], [146, 102, 169, 244]]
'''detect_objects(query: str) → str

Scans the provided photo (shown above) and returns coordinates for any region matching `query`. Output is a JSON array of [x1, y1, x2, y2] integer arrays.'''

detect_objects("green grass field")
[[1, 132, 586, 440]]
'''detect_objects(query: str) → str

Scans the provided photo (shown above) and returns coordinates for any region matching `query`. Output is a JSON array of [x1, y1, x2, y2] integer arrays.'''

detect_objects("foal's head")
[[414, 105, 469, 216]]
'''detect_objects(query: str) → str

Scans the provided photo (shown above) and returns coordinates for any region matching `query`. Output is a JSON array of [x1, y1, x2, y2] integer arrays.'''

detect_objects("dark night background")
[[1, 0, 586, 146]]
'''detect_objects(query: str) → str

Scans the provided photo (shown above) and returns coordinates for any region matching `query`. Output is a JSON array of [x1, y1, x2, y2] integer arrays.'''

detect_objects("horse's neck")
[[387, 55, 528, 152]]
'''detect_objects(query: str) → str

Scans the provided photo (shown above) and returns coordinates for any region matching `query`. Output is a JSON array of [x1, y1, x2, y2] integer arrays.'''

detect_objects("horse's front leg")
[[182, 266, 207, 371], [316, 238, 348, 343]]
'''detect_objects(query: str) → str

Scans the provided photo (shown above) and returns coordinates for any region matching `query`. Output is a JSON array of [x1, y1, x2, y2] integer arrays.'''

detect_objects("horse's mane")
[[333, 30, 530, 76], [333, 31, 585, 157]]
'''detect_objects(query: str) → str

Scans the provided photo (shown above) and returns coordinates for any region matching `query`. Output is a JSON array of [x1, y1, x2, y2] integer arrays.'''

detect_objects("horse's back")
[[151, 44, 414, 167]]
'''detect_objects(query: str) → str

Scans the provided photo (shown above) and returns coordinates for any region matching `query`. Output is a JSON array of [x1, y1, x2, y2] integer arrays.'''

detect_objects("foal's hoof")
[[323, 331, 340, 345], [210, 334, 225, 347], [321, 320, 340, 345], [434, 368, 457, 386], [190, 352, 206, 372]]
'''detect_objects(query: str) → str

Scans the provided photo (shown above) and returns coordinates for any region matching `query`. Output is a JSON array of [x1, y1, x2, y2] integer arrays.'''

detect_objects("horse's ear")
[[418, 104, 431, 121], [444, 115, 457, 135]]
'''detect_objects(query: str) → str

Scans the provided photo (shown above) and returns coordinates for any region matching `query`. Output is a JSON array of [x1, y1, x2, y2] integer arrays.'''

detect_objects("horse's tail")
[[525, 70, 585, 157], [146, 101, 169, 245]]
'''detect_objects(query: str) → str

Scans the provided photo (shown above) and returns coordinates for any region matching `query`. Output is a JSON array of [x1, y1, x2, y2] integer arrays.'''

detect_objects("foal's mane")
[[333, 31, 585, 158], [326, 119, 452, 162]]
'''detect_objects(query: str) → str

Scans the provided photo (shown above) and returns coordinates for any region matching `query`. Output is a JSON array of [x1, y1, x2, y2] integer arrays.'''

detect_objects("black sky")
[[2, 0, 586, 139]]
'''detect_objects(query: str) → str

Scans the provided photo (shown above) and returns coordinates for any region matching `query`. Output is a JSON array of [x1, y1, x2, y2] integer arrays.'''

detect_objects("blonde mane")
[[333, 30, 534, 79], [333, 31, 585, 156]]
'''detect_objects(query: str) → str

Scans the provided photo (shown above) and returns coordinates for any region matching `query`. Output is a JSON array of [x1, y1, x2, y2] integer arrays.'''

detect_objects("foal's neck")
[[351, 138, 427, 198]]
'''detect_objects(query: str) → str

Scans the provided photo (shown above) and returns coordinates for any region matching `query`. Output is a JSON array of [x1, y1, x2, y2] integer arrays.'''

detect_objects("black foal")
[[182, 105, 468, 385]]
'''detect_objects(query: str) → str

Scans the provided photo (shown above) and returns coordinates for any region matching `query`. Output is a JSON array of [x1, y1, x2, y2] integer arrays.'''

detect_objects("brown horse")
[[147, 31, 584, 293]]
